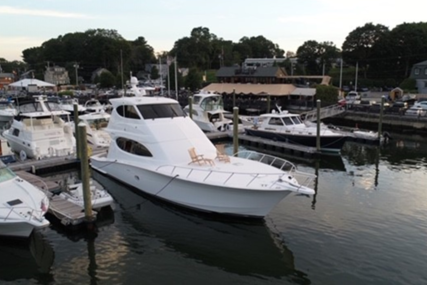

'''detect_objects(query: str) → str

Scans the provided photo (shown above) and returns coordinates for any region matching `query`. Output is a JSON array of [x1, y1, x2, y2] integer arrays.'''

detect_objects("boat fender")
[[19, 150, 27, 161]]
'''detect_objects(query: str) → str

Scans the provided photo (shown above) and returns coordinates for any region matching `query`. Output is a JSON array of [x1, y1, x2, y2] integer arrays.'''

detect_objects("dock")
[[15, 169, 97, 226]]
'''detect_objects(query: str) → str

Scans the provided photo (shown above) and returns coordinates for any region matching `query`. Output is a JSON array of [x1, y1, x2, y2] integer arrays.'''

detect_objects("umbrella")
[[9, 78, 55, 88]]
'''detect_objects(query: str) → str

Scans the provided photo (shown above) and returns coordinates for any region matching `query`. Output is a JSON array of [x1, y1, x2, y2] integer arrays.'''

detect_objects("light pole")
[[73, 63, 79, 87]]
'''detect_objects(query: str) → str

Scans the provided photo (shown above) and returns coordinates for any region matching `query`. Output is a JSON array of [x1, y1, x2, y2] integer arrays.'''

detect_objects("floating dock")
[[15, 169, 97, 226]]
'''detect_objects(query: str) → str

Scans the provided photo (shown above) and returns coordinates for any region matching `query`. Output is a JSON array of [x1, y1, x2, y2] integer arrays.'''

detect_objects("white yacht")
[[183, 91, 243, 132], [59, 97, 87, 115], [90, 96, 316, 218], [245, 107, 349, 153], [84, 98, 106, 113], [0, 99, 17, 126], [70, 111, 111, 148], [2, 96, 76, 160], [0, 161, 50, 237]]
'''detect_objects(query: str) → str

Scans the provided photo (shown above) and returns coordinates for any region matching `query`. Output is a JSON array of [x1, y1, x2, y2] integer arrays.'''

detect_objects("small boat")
[[84, 98, 106, 113], [58, 179, 114, 210], [244, 106, 349, 153], [0, 161, 50, 238], [90, 96, 316, 218], [183, 91, 244, 132], [69, 111, 111, 148], [59, 97, 87, 115], [0, 99, 17, 127]]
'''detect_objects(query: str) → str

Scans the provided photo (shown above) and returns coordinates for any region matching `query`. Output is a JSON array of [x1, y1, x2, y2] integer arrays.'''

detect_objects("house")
[[410, 60, 427, 94], [44, 66, 70, 85], [0, 72, 15, 89]]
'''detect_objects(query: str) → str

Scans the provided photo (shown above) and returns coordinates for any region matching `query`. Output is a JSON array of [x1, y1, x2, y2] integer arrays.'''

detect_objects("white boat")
[[0, 161, 50, 237], [183, 91, 244, 132], [0, 134, 15, 164], [70, 111, 111, 148], [84, 98, 106, 113], [2, 95, 76, 160], [405, 101, 427, 117], [90, 96, 316, 218], [244, 107, 349, 153], [58, 179, 114, 210], [0, 99, 17, 126], [59, 97, 87, 115]]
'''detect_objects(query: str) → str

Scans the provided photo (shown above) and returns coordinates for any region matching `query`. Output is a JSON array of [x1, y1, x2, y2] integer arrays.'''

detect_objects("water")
[[2, 134, 427, 285]]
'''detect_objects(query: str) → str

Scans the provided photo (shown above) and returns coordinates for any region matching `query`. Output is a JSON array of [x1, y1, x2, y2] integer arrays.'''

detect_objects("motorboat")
[[84, 98, 106, 113], [90, 96, 316, 218], [58, 178, 114, 210], [0, 134, 15, 164], [183, 91, 244, 132], [244, 106, 349, 153], [69, 111, 111, 148], [2, 95, 76, 160], [0, 160, 50, 237], [0, 99, 17, 126], [58, 97, 86, 115]]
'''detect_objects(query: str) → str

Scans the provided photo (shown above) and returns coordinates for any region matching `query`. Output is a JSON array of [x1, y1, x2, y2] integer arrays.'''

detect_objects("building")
[[243, 58, 287, 69], [410, 60, 427, 94], [44, 66, 70, 85], [216, 66, 288, 84], [0, 72, 15, 89]]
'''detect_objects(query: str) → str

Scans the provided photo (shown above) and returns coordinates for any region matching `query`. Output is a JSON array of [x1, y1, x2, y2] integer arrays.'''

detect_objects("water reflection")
[[0, 230, 54, 282], [92, 170, 311, 283]]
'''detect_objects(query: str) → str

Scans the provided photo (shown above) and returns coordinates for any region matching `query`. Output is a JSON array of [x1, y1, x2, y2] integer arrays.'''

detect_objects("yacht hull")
[[91, 158, 291, 218], [0, 220, 49, 238], [245, 128, 348, 153]]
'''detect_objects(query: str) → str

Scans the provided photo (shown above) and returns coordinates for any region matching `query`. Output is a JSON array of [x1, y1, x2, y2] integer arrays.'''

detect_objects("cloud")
[[0, 6, 95, 19]]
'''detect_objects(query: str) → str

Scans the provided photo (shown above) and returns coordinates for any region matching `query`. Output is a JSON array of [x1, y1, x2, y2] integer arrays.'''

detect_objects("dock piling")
[[188, 96, 193, 119], [233, 107, 239, 155], [378, 96, 385, 143], [316, 100, 321, 152], [73, 103, 80, 159], [78, 123, 94, 223]]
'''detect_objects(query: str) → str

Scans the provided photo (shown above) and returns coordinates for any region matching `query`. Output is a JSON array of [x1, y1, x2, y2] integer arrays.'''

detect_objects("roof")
[[414, 60, 427, 66], [290, 88, 316, 96], [201, 83, 296, 96]]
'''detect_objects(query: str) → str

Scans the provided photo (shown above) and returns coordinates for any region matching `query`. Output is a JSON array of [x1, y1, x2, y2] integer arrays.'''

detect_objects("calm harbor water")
[[1, 134, 427, 285]]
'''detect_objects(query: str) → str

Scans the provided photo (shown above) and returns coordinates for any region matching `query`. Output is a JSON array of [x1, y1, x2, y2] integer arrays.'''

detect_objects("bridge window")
[[268, 117, 284, 126]]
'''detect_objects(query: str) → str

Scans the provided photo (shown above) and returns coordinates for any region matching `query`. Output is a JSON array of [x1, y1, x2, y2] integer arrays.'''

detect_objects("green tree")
[[150, 65, 160, 80], [316, 85, 339, 105], [99, 71, 116, 88], [342, 23, 389, 78], [185, 68, 202, 91]]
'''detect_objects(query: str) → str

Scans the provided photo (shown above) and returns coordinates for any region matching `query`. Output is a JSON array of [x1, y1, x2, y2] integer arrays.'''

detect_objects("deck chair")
[[188, 147, 215, 166], [188, 147, 207, 165], [215, 144, 230, 163]]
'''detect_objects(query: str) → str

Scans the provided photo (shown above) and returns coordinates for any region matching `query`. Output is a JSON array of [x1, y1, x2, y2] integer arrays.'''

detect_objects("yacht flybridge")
[[90, 96, 316, 218]]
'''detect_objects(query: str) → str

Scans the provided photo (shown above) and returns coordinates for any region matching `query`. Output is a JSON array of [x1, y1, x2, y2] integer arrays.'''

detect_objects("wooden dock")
[[15, 170, 96, 226]]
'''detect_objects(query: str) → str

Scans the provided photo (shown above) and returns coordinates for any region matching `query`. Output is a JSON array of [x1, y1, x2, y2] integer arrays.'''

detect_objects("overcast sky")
[[0, 0, 425, 61]]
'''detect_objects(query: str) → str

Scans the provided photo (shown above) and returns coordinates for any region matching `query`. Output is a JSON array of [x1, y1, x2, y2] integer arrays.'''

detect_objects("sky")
[[0, 0, 426, 62]]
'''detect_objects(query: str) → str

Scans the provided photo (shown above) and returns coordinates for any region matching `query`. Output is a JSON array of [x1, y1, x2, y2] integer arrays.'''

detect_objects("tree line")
[[1, 22, 427, 90]]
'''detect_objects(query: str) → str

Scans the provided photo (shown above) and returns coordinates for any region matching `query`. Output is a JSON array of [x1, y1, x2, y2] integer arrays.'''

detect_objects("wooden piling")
[[378, 96, 384, 142], [316, 100, 321, 152], [233, 107, 239, 155], [267, 95, 271, 114], [188, 96, 193, 119], [73, 103, 80, 159], [78, 123, 94, 223]]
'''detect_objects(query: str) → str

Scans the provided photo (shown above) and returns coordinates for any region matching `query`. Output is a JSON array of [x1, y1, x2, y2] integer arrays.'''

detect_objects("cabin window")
[[12, 128, 19, 136], [116, 105, 141, 119], [136, 103, 185, 119], [282, 117, 294, 125], [268, 117, 284, 126], [116, 137, 153, 157], [290, 116, 303, 124]]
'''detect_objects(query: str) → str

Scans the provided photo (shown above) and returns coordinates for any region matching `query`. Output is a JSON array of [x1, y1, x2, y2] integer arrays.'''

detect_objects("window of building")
[[414, 68, 420, 75], [425, 68, 427, 75], [116, 137, 152, 157]]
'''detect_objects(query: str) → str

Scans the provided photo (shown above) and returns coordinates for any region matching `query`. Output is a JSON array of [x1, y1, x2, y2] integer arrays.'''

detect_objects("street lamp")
[[73, 63, 79, 87]]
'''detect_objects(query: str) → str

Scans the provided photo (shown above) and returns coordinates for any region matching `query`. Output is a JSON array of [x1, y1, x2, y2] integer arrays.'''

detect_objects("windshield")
[[0, 162, 16, 183], [136, 103, 186, 119]]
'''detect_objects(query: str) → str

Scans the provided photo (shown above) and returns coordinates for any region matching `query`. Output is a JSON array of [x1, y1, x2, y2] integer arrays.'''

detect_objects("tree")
[[99, 71, 116, 88], [342, 23, 389, 78], [316, 85, 339, 105], [150, 65, 160, 80], [185, 68, 202, 91]]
